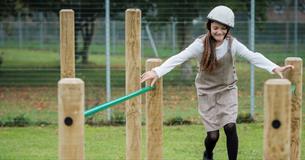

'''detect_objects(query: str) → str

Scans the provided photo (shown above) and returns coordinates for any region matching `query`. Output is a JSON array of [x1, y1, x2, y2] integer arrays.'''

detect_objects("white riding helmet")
[[207, 5, 235, 28]]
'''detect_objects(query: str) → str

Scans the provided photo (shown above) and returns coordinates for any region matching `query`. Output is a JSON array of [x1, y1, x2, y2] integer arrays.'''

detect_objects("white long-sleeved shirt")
[[152, 37, 279, 78]]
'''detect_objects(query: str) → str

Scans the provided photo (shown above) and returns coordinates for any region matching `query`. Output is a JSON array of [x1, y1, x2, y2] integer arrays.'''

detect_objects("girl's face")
[[210, 22, 228, 42]]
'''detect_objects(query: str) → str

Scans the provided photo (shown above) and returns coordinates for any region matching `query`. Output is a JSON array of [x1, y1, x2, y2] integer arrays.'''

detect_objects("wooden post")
[[145, 59, 163, 160], [60, 9, 75, 78], [59, 9, 84, 160], [264, 79, 291, 160], [125, 8, 141, 160], [284, 57, 303, 160], [58, 78, 85, 160]]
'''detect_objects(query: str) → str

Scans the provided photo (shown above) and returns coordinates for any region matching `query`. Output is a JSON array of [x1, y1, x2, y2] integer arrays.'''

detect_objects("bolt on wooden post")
[[264, 79, 291, 160], [125, 8, 142, 160], [284, 57, 303, 160], [145, 59, 163, 160]]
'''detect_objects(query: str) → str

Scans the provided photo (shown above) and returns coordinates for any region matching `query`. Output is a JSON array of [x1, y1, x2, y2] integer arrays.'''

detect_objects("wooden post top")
[[265, 79, 291, 85], [126, 8, 141, 12], [58, 78, 84, 84], [285, 57, 303, 61], [146, 58, 162, 63], [60, 9, 74, 13]]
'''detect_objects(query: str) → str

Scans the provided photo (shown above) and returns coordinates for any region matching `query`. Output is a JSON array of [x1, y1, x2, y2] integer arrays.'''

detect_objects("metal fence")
[[1, 19, 304, 56]]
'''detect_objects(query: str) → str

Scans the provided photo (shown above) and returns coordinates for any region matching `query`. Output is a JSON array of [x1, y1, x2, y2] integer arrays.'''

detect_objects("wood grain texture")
[[284, 57, 303, 160], [60, 10, 75, 78], [125, 8, 142, 160], [58, 78, 84, 160], [145, 59, 163, 160], [264, 79, 291, 160]]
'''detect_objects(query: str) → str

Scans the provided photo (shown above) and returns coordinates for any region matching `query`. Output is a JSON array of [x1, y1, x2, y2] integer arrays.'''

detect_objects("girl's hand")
[[272, 65, 294, 78], [140, 70, 158, 86]]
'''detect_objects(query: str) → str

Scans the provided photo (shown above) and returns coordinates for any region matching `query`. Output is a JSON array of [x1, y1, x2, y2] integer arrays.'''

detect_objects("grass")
[[1, 44, 305, 68], [0, 48, 126, 68], [1, 123, 304, 160]]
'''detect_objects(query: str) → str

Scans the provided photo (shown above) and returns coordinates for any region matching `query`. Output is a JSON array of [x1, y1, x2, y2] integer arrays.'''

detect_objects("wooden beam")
[[58, 78, 84, 160], [145, 59, 163, 160], [284, 57, 303, 160], [264, 79, 291, 160], [60, 9, 75, 78], [125, 8, 142, 160]]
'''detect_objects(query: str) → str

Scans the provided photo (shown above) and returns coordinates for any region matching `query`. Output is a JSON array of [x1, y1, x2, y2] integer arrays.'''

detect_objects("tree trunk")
[[80, 20, 95, 64], [75, 21, 81, 61]]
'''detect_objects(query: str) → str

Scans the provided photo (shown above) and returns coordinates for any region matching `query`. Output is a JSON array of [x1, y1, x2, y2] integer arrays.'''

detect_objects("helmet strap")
[[224, 28, 230, 39]]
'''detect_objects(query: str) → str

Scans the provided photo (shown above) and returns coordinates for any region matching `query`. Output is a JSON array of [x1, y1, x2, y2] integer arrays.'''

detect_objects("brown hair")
[[200, 20, 229, 72]]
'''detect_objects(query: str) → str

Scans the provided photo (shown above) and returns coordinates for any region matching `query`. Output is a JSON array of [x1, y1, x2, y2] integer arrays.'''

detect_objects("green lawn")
[[1, 46, 305, 68], [1, 123, 304, 160], [0, 48, 126, 68]]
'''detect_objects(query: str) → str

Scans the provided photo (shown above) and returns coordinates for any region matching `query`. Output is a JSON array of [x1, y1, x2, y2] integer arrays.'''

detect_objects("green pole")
[[84, 86, 155, 117]]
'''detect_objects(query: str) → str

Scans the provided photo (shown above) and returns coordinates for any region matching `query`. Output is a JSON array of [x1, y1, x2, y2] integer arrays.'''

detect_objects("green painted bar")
[[84, 86, 155, 117]]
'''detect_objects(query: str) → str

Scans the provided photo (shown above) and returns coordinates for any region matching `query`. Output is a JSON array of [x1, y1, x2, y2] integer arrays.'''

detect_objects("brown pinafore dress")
[[195, 36, 238, 132]]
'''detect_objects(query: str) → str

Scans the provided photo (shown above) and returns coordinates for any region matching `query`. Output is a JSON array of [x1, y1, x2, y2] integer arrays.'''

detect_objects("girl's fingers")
[[140, 73, 153, 83], [141, 71, 152, 79], [277, 72, 283, 79], [140, 72, 147, 78], [283, 65, 294, 71], [273, 69, 283, 79], [140, 76, 149, 83], [140, 71, 158, 86], [151, 77, 158, 86]]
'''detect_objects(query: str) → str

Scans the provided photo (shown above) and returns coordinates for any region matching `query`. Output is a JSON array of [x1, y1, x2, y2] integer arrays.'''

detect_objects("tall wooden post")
[[59, 9, 84, 160], [125, 8, 141, 160], [145, 59, 163, 160], [58, 78, 85, 160], [60, 9, 75, 78], [284, 57, 303, 160], [264, 79, 291, 160]]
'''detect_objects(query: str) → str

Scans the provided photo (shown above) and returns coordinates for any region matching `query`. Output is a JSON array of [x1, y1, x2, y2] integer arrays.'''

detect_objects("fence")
[[1, 20, 305, 56]]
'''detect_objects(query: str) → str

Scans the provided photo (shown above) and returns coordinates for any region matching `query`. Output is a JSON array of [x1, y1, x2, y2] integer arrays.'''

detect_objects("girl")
[[140, 5, 293, 160]]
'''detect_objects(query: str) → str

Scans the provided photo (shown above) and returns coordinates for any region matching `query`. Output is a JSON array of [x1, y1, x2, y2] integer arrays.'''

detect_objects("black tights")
[[204, 123, 238, 160]]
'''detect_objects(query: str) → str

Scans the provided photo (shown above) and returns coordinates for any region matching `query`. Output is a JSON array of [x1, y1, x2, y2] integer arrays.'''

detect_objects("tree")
[[0, 0, 20, 20], [21, 0, 104, 64]]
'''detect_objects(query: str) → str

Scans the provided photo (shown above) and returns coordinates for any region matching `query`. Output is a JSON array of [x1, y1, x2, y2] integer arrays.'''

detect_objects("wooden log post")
[[58, 78, 85, 160], [145, 59, 163, 160], [284, 57, 303, 160], [264, 79, 291, 160], [59, 9, 84, 160], [125, 8, 142, 160], [60, 9, 75, 78]]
